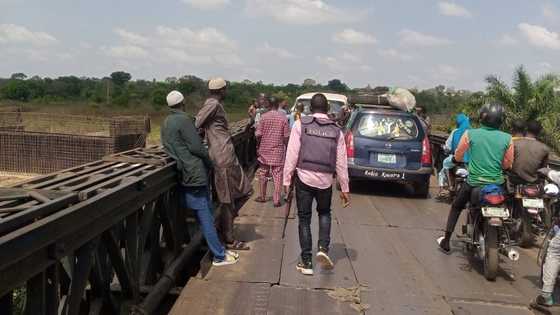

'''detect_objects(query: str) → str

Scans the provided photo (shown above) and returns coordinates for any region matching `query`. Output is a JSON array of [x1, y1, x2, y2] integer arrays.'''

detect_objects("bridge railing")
[[0, 119, 255, 315]]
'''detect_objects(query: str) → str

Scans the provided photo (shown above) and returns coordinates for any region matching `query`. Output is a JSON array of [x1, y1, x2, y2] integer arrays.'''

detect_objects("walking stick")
[[282, 180, 295, 238]]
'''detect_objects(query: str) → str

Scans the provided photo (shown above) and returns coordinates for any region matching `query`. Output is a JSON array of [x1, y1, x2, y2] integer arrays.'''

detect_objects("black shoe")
[[437, 236, 451, 254], [536, 294, 554, 307], [296, 261, 313, 275]]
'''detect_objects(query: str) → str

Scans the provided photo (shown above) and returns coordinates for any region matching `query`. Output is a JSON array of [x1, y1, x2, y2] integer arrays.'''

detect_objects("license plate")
[[481, 207, 509, 218], [364, 170, 405, 180], [377, 154, 396, 164], [522, 198, 544, 208]]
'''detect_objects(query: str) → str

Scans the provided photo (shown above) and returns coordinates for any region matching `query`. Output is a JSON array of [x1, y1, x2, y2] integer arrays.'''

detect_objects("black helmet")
[[478, 103, 505, 128]]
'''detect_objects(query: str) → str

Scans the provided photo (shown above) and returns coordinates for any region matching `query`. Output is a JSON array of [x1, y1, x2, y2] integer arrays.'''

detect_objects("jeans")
[[295, 176, 332, 263], [445, 183, 473, 233], [183, 186, 226, 261], [543, 231, 560, 294]]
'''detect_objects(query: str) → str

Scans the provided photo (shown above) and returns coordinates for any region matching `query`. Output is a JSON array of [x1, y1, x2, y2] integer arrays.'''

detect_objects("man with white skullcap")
[[196, 78, 252, 251], [161, 90, 239, 266]]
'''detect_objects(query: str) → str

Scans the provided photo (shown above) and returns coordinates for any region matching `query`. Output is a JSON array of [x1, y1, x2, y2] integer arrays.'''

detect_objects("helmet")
[[166, 90, 184, 107], [478, 103, 505, 128]]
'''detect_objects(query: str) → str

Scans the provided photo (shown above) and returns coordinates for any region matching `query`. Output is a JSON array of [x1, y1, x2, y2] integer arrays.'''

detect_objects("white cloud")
[[102, 45, 149, 59], [542, 3, 560, 21], [256, 42, 298, 59], [103, 26, 243, 67], [0, 24, 57, 46], [539, 61, 552, 69], [378, 49, 414, 61], [497, 34, 518, 46], [332, 29, 376, 45], [341, 52, 361, 63], [431, 64, 463, 82], [181, 0, 230, 10], [114, 28, 149, 46], [438, 1, 472, 18], [245, 0, 350, 25], [398, 29, 452, 47], [518, 23, 560, 50], [156, 26, 236, 51]]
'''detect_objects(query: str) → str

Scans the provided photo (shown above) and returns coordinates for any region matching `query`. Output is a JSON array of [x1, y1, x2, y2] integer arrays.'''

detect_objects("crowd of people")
[[161, 80, 350, 275], [161, 79, 560, 306]]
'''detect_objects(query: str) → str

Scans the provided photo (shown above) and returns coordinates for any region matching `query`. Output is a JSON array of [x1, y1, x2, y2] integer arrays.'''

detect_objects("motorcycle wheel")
[[483, 223, 499, 281], [519, 210, 534, 248]]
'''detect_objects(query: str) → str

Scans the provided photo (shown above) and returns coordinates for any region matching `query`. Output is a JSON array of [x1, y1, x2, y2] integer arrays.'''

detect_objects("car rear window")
[[355, 113, 420, 140], [296, 99, 344, 114]]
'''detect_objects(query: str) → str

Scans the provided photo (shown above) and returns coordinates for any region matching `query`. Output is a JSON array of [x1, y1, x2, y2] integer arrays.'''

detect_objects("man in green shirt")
[[161, 90, 239, 266], [437, 103, 514, 253]]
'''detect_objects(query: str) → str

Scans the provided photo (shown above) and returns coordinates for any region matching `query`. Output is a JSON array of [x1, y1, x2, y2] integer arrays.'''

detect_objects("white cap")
[[208, 77, 227, 90], [166, 90, 184, 107]]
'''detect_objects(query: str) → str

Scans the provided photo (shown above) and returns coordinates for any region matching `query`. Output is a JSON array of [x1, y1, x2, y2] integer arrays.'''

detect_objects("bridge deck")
[[170, 178, 544, 315]]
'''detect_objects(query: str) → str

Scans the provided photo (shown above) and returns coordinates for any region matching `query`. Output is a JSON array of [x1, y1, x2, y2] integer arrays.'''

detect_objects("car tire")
[[414, 179, 430, 199]]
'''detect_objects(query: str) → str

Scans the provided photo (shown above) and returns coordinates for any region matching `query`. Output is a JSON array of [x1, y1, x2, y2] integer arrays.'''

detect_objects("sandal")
[[254, 197, 270, 203], [226, 240, 250, 251]]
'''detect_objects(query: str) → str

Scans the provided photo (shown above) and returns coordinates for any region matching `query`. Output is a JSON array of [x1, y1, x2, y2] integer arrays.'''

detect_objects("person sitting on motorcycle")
[[438, 113, 471, 195], [437, 103, 514, 253], [509, 120, 550, 186]]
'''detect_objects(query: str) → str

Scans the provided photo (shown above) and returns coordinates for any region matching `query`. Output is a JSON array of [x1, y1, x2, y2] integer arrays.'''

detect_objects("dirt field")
[[0, 174, 34, 187]]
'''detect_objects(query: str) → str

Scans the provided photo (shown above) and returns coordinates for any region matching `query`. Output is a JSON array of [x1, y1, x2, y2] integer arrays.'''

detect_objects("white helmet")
[[208, 77, 227, 90], [544, 183, 559, 196], [166, 90, 184, 107]]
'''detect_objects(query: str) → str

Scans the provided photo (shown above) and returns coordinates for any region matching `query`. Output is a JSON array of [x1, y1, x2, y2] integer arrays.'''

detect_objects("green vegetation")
[[2, 68, 559, 149]]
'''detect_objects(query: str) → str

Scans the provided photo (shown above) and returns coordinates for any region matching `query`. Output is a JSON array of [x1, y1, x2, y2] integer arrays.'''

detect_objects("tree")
[[1, 80, 31, 101], [110, 71, 132, 86], [303, 78, 316, 87], [10, 73, 27, 80], [327, 79, 348, 93], [478, 65, 560, 151]]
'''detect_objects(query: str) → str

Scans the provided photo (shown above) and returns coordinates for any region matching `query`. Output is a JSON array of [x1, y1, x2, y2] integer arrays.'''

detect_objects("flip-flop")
[[254, 197, 267, 203], [226, 240, 250, 251]]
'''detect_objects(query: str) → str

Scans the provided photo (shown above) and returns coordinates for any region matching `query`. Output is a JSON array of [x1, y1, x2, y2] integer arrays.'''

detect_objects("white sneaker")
[[316, 251, 334, 270], [296, 262, 314, 275], [213, 252, 239, 266], [226, 250, 239, 259]]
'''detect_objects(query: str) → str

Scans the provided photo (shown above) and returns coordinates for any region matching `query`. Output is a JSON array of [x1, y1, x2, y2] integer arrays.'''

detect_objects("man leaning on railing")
[[161, 90, 239, 267]]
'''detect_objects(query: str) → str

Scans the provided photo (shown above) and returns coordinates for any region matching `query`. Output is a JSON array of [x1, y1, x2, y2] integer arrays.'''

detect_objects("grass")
[[1, 101, 248, 146]]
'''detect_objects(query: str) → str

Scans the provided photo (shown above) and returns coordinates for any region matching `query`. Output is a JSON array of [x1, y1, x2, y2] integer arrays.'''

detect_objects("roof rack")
[[354, 104, 401, 111]]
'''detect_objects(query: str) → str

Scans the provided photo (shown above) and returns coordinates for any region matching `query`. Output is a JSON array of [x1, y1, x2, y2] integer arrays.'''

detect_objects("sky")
[[0, 0, 559, 90]]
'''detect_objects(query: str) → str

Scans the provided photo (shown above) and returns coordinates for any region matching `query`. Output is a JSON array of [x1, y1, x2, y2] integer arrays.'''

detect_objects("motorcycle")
[[452, 163, 468, 196], [512, 182, 554, 248], [459, 185, 519, 281]]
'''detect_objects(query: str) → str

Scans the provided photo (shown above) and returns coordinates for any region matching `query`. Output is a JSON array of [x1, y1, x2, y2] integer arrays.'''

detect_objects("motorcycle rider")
[[438, 113, 471, 195], [509, 120, 550, 186], [437, 103, 515, 253]]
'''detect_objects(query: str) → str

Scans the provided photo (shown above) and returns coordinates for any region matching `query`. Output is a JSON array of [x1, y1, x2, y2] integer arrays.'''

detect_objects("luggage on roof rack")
[[349, 87, 416, 112]]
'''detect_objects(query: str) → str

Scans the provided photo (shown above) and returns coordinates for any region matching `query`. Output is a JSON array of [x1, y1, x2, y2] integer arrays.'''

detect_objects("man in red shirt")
[[255, 97, 290, 207]]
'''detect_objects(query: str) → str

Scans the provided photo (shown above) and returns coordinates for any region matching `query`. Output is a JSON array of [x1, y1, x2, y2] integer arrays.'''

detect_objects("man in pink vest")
[[283, 93, 351, 276]]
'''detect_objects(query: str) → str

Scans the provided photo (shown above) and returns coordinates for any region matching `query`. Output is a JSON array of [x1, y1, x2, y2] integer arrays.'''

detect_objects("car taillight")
[[421, 136, 432, 166], [345, 131, 354, 158]]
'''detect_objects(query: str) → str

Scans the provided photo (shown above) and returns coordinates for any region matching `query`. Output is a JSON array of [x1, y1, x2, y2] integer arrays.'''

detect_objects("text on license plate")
[[522, 198, 544, 208], [364, 170, 405, 180], [481, 207, 509, 218], [377, 154, 396, 164]]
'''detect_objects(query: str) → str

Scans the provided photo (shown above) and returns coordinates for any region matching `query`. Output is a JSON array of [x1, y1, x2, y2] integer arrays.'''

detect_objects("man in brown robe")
[[196, 77, 252, 250]]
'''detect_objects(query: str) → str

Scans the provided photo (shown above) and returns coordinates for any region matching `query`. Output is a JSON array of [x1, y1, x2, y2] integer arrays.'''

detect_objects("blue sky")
[[0, 0, 559, 90]]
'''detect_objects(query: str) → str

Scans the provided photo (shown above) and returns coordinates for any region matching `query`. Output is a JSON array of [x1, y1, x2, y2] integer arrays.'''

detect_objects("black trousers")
[[445, 183, 473, 234], [295, 176, 332, 263]]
